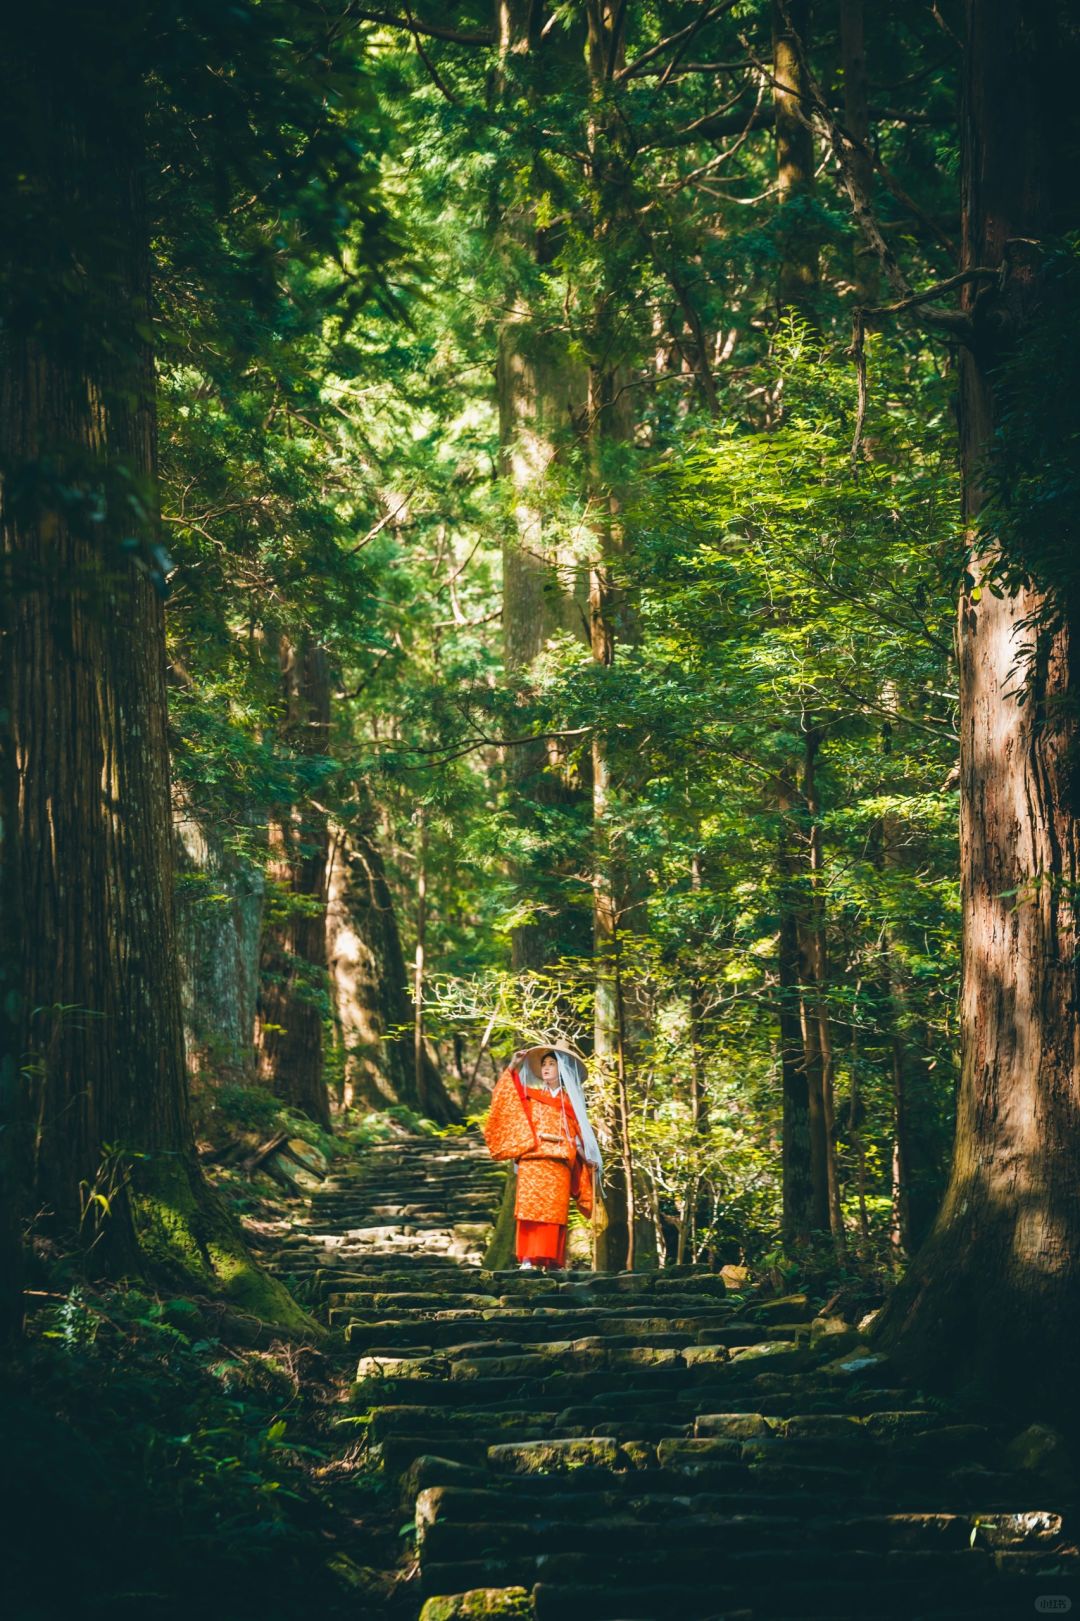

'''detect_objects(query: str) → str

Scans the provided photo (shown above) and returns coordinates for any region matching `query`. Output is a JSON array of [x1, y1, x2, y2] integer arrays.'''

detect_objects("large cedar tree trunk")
[[0, 37, 311, 1329], [876, 0, 1080, 1410]]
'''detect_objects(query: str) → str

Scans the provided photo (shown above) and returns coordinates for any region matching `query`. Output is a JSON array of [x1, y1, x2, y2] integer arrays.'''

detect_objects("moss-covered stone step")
[[368, 1405, 562, 1443], [418, 1589, 532, 1621], [425, 1552, 1025, 1613], [527, 1568, 1047, 1621], [344, 1290, 505, 1312], [340, 1315, 734, 1347], [418, 1516, 1018, 1576], [415, 1482, 1066, 1553], [353, 1357, 815, 1409]]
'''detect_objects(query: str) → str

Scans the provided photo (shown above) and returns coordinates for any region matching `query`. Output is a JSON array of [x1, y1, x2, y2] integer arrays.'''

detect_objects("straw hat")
[[516, 1044, 587, 1083]]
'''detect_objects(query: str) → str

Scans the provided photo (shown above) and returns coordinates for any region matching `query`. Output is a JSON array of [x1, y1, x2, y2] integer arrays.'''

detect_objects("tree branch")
[[352, 6, 495, 45], [645, 98, 774, 151], [775, 0, 973, 343], [606, 0, 630, 79], [616, 1, 738, 83]]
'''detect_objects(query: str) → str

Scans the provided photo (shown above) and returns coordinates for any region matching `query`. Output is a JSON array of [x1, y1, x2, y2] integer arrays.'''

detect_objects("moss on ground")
[[131, 1154, 320, 1337], [482, 1167, 517, 1270]]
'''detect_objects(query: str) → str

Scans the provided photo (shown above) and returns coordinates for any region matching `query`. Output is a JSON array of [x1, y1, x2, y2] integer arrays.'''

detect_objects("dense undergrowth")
[[4, 1116, 412, 1621]]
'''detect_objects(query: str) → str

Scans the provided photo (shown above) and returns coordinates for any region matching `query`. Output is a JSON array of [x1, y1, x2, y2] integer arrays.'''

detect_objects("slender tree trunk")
[[838, 0, 878, 302], [889, 1020, 911, 1262], [174, 786, 265, 1095], [777, 774, 815, 1246], [773, 0, 819, 317], [803, 727, 846, 1258], [772, 2, 829, 1248], [847, 1004, 872, 1263], [583, 1, 658, 1275], [413, 803, 428, 1113], [255, 635, 333, 1130], [496, 0, 590, 977], [689, 855, 710, 1136], [0, 530, 23, 1339], [875, 0, 1080, 1413], [590, 567, 633, 1269]]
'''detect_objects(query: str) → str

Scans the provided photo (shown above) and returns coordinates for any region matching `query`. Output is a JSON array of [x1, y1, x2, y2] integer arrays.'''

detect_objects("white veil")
[[556, 1050, 604, 1183], [516, 1045, 604, 1185]]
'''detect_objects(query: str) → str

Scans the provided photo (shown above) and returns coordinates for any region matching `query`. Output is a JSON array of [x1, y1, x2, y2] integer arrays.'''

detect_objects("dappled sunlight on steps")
[[264, 1133, 1079, 1619]]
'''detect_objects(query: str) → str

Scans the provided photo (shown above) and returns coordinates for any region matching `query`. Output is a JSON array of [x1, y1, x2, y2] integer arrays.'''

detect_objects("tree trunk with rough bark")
[[771, 4, 834, 1249], [838, 0, 878, 302], [0, 56, 309, 1329], [497, 0, 591, 978], [584, 0, 657, 1274], [325, 816, 456, 1122], [0, 530, 23, 1339], [875, 0, 1080, 1413], [255, 636, 332, 1131], [773, 0, 819, 318], [174, 790, 265, 1096], [777, 774, 815, 1245], [802, 726, 846, 1257]]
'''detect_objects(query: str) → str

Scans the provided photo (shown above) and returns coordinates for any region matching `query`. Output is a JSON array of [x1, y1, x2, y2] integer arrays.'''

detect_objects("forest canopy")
[[3, 0, 1080, 1473]]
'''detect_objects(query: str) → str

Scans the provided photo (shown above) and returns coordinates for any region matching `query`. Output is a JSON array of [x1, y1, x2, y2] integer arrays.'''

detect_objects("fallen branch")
[[242, 1131, 289, 1175]]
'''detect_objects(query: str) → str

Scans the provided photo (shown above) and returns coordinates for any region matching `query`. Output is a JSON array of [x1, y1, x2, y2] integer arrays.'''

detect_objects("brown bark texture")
[[838, 0, 878, 302], [875, 0, 1080, 1411], [771, 5, 833, 1248], [325, 817, 456, 1122], [772, 0, 819, 319], [1, 128, 188, 1246], [0, 512, 24, 1335], [777, 778, 815, 1244], [174, 788, 265, 1092], [255, 636, 333, 1130], [497, 1, 591, 977], [0, 61, 315, 1328]]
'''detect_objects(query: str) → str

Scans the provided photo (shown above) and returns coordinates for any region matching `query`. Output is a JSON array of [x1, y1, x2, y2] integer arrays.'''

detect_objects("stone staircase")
[[265, 1132, 1079, 1619]]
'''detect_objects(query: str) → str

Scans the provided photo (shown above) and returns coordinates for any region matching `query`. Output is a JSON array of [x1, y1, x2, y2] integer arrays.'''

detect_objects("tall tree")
[[771, 0, 837, 1247], [875, 0, 1080, 1407], [496, 1, 592, 977], [0, 517, 22, 1336], [0, 0, 391, 1325], [326, 814, 456, 1120], [255, 636, 333, 1130], [0, 25, 193, 1255]]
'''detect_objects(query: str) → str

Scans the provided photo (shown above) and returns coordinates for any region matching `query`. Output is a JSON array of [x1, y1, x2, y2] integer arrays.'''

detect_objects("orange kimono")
[[484, 1068, 594, 1268]]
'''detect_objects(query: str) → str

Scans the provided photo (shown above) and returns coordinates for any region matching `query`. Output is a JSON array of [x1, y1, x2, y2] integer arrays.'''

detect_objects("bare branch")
[[402, 0, 461, 103], [352, 6, 495, 45], [383, 725, 594, 771], [775, 0, 972, 342], [616, 1, 738, 83], [645, 97, 774, 151]]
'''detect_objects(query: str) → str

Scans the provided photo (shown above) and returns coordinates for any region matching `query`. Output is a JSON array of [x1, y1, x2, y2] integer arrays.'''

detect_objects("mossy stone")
[[419, 1588, 532, 1621]]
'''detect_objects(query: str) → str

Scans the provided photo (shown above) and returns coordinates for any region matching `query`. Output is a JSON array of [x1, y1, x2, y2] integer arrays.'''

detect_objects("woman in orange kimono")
[[483, 1045, 602, 1270]]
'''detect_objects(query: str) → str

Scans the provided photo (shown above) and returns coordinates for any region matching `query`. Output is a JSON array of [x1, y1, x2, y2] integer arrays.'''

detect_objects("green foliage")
[[7, 1280, 362, 1619]]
